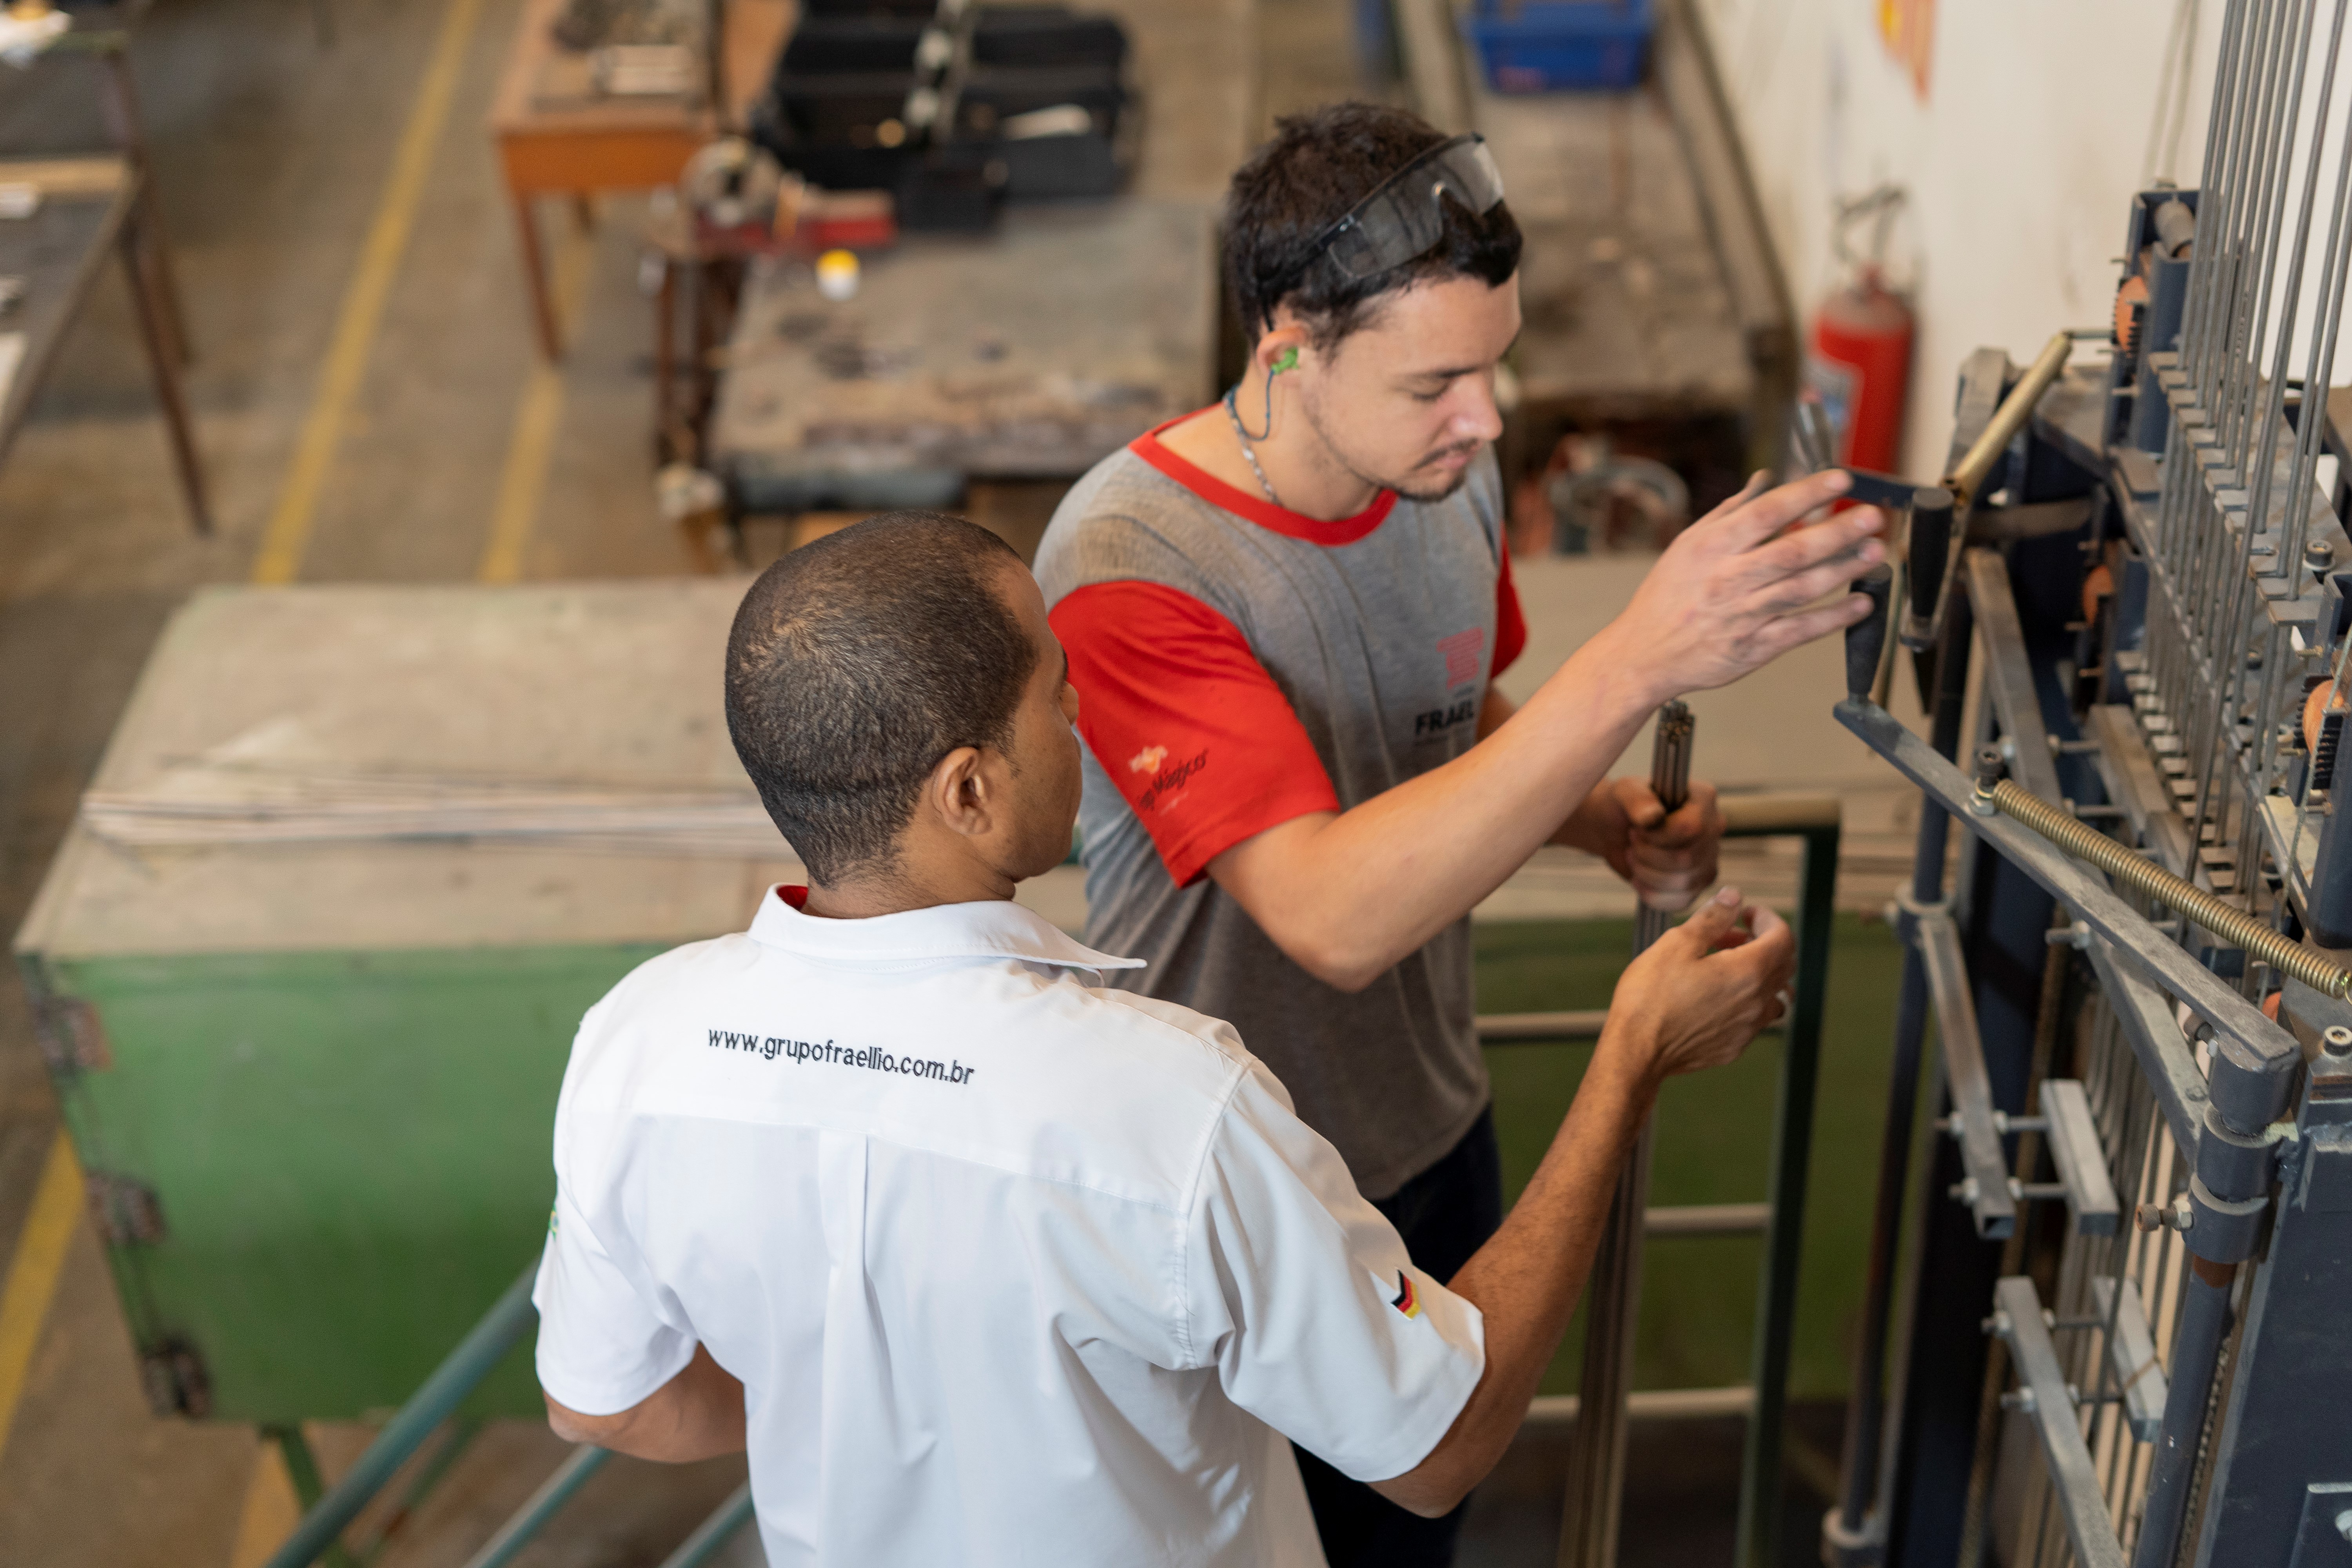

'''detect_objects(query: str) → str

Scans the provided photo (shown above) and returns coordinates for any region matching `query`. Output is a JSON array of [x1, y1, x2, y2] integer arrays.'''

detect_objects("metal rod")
[[1828, 590, 1973, 1563], [459, 1446, 611, 1568], [262, 1268, 541, 1568], [1733, 811, 1840, 1568], [656, 1482, 757, 1568], [1945, 332, 2074, 512], [1559, 701, 1693, 1568]]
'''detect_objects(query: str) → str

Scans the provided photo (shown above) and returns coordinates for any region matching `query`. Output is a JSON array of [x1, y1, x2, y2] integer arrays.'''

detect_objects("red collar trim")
[[1128, 410, 1397, 546], [778, 885, 809, 910]]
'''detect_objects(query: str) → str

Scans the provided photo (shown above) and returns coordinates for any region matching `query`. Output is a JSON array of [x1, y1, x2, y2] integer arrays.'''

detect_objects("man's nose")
[[1451, 377, 1504, 444]]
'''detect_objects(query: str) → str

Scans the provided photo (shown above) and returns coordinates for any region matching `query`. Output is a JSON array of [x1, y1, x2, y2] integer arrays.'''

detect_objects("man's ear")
[[1256, 318, 1310, 379], [923, 745, 994, 840]]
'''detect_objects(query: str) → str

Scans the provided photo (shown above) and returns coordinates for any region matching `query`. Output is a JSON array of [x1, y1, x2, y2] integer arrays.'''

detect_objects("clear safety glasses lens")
[[1314, 136, 1505, 283]]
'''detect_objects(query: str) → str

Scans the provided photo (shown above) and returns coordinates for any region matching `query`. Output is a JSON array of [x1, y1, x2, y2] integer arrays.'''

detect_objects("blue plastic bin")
[[1461, 0, 1653, 93]]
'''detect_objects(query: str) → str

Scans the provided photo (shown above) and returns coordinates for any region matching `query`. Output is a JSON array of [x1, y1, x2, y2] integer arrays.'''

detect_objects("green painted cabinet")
[[17, 582, 799, 1422]]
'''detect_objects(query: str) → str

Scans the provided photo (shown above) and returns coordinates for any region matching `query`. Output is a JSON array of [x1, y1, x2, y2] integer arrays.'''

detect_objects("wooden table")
[[700, 0, 1250, 535], [0, 156, 209, 533], [488, 0, 791, 359]]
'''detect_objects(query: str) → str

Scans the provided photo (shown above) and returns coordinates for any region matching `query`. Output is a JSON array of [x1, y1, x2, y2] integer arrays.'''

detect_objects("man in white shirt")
[[532, 510, 1802, 1566]]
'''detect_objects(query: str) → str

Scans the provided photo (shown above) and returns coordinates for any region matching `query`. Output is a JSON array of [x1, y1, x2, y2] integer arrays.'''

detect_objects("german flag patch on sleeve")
[[1390, 1269, 1421, 1319]]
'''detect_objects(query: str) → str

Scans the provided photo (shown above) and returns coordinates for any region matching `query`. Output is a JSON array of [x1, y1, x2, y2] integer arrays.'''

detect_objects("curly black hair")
[[725, 512, 1031, 884], [1225, 102, 1522, 349]]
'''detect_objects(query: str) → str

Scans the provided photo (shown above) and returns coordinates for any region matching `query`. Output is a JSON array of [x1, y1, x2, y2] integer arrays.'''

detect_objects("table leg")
[[570, 193, 597, 235], [653, 257, 677, 462], [102, 55, 194, 368], [510, 192, 563, 361], [120, 217, 213, 535]]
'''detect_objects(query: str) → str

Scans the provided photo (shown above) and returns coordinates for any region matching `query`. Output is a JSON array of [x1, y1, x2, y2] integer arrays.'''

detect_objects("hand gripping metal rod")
[[1970, 764, 2352, 999], [1559, 701, 1693, 1568]]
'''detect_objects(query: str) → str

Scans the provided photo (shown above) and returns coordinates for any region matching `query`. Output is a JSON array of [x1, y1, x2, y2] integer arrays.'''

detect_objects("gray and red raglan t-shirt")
[[1033, 414, 1525, 1199]]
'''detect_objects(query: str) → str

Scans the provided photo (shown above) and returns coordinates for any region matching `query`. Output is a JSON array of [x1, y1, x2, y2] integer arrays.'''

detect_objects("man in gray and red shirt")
[[1033, 104, 1883, 1566]]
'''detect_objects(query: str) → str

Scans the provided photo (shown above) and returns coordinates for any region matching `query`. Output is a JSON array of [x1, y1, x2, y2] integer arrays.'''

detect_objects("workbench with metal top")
[[704, 0, 1249, 516]]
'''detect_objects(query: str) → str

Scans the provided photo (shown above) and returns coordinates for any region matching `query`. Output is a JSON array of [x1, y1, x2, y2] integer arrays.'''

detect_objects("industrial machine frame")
[[1820, 3, 2352, 1563]]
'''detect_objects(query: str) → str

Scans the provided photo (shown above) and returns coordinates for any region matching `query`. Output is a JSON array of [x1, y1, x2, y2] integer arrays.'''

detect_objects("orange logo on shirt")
[[1127, 745, 1169, 775], [1392, 1270, 1421, 1318]]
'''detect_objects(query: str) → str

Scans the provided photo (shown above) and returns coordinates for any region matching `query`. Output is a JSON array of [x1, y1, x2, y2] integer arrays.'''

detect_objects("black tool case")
[[751, 2, 1133, 223]]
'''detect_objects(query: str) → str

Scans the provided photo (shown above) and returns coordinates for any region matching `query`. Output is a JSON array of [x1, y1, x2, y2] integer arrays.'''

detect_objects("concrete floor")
[[0, 2, 1871, 1564]]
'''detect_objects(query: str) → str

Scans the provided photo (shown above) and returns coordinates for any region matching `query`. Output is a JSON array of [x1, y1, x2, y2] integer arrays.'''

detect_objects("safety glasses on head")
[[1303, 134, 1506, 286]]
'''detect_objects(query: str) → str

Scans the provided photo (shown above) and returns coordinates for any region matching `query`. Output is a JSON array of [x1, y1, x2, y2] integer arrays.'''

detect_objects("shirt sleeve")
[[1051, 581, 1341, 887], [1494, 544, 1527, 681], [1178, 1058, 1486, 1483], [533, 1185, 697, 1416]]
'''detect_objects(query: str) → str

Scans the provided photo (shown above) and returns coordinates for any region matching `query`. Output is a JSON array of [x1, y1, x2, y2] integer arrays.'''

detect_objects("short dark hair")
[[725, 512, 1033, 884], [1225, 102, 1522, 349]]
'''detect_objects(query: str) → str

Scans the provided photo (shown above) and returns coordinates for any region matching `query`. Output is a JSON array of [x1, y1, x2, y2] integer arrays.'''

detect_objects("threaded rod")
[[1982, 778, 2352, 999]]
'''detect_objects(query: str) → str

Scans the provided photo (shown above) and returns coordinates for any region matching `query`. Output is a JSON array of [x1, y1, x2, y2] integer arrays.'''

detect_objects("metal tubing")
[[1732, 810, 1839, 1568], [1980, 775, 2352, 998], [657, 1483, 758, 1568], [459, 1446, 611, 1568], [1945, 332, 2073, 512], [2132, 1263, 2238, 1568], [1559, 701, 1694, 1567], [1828, 589, 1975, 1558], [262, 1267, 541, 1568]]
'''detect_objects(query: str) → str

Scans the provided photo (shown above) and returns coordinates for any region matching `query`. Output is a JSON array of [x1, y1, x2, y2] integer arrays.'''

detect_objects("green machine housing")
[[15, 581, 804, 1423]]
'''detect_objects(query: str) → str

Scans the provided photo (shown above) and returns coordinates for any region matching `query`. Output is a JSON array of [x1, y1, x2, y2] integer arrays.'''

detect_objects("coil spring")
[[1984, 778, 2352, 1000]]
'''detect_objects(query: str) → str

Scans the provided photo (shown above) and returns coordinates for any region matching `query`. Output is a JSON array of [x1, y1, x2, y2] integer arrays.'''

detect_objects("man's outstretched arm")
[[1370, 888, 1796, 1517], [1209, 471, 1878, 991], [544, 1343, 746, 1462]]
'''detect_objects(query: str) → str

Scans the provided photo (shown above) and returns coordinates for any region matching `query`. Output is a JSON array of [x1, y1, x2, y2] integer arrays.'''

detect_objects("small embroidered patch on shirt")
[[1391, 1270, 1420, 1319]]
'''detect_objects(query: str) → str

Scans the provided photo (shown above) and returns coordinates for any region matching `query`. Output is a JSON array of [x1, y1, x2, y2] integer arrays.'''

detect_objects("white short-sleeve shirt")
[[534, 887, 1485, 1568]]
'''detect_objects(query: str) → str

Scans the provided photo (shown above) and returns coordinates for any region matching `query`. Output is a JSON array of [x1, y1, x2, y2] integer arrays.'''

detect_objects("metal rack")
[[1823, 3, 2352, 1563]]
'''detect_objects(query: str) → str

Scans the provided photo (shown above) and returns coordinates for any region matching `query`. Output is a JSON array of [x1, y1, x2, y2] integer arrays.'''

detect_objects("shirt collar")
[[1129, 411, 1398, 546], [747, 885, 1145, 971]]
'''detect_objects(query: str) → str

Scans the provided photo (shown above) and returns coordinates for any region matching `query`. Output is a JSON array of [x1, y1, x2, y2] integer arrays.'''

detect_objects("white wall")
[[1696, 0, 2226, 478]]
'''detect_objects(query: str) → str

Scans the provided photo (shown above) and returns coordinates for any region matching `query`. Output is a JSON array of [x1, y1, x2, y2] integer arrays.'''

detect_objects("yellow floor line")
[[0, 1134, 84, 1471], [476, 226, 597, 584], [249, 0, 487, 586]]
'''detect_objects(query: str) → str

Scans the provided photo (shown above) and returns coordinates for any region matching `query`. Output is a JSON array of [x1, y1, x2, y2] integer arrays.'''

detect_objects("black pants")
[[1296, 1106, 1504, 1568]]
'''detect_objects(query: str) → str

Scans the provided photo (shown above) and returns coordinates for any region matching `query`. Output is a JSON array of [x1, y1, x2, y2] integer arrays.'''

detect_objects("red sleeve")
[[1493, 543, 1527, 680], [1051, 581, 1341, 888]]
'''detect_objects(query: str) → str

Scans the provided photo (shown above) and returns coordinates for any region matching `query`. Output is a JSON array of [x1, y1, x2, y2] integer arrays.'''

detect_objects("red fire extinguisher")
[[1805, 186, 1913, 475]]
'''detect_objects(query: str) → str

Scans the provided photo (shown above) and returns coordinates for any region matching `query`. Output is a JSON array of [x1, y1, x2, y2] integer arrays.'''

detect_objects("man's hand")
[[1369, 887, 1793, 1519], [1603, 886, 1795, 1088], [1556, 777, 1725, 913], [1585, 469, 1886, 708]]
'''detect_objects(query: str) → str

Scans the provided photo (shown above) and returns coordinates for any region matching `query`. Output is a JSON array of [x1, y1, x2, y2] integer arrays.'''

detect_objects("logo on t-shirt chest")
[[1412, 626, 1488, 739]]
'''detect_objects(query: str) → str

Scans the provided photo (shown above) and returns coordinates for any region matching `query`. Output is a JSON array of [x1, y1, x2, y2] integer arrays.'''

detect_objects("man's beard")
[[1300, 394, 1484, 505]]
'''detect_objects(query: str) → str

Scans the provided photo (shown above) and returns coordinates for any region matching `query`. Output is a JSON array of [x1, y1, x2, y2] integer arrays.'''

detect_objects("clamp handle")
[[1846, 566, 1895, 701]]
